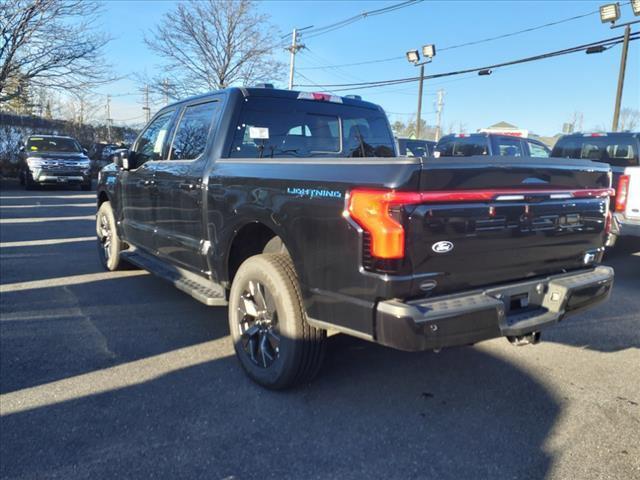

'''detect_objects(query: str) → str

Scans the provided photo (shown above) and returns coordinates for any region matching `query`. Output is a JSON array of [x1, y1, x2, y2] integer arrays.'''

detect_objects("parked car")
[[551, 132, 639, 246], [435, 133, 551, 158], [396, 137, 436, 157], [96, 87, 613, 389], [18, 135, 92, 190]]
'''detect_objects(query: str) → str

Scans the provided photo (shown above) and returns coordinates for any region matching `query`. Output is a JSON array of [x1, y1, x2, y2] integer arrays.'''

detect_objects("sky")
[[95, 0, 640, 136]]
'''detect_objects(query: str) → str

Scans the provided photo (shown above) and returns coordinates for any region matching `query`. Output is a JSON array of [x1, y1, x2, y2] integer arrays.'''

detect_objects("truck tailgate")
[[407, 156, 612, 295]]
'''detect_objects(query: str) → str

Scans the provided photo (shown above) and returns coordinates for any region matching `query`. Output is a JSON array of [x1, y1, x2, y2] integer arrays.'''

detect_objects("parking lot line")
[[0, 338, 228, 416], [0, 215, 95, 224], [0, 203, 95, 209], [0, 195, 95, 200], [0, 237, 95, 248], [0, 270, 148, 293]]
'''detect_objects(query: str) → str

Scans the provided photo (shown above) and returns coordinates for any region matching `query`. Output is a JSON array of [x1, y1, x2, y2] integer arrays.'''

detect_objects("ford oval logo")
[[432, 241, 453, 253]]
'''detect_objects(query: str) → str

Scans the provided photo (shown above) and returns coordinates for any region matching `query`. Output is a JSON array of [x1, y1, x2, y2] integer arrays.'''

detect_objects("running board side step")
[[121, 250, 228, 306]]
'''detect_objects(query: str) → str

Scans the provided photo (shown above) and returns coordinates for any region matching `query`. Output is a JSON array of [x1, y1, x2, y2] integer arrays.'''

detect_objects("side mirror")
[[112, 149, 132, 170], [82, 148, 89, 155], [19, 145, 25, 152]]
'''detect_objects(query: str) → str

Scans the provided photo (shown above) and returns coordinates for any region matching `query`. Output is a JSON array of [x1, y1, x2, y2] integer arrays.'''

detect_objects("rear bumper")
[[612, 213, 640, 238], [375, 266, 614, 351]]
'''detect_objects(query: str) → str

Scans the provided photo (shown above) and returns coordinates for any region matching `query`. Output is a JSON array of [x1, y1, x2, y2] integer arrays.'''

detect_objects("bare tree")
[[0, 0, 112, 104], [619, 108, 639, 132], [144, 0, 285, 98]]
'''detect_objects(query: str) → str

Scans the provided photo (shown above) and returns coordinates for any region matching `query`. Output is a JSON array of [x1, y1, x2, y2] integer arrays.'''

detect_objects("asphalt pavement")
[[0, 179, 638, 480]]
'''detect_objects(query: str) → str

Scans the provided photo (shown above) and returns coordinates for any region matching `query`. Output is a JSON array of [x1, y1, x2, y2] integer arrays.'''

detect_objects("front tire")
[[228, 253, 326, 389], [97, 201, 125, 271]]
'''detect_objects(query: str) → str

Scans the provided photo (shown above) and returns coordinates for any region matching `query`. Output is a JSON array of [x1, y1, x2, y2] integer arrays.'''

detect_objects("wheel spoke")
[[240, 295, 259, 317], [259, 332, 274, 367], [242, 324, 260, 338], [249, 280, 268, 311]]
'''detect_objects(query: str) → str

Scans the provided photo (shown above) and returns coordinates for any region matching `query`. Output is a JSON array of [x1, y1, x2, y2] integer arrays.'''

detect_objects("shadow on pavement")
[[0, 335, 560, 479]]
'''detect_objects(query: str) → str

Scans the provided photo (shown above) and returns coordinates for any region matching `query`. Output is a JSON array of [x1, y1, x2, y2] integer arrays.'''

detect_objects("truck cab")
[[551, 132, 640, 245]]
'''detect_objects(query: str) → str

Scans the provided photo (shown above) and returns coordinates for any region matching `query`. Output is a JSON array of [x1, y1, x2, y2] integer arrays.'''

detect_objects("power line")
[[295, 33, 639, 91], [297, 5, 627, 71], [300, 0, 424, 40]]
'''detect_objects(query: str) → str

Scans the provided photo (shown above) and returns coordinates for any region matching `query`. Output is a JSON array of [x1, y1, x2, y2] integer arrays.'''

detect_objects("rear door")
[[153, 98, 222, 272], [120, 109, 175, 251]]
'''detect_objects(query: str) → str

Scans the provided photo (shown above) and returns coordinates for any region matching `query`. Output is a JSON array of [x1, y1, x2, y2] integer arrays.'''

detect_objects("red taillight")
[[615, 175, 630, 212], [347, 190, 419, 259]]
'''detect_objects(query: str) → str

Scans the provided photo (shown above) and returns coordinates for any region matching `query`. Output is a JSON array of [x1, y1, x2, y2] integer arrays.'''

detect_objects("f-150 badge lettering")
[[432, 241, 453, 253]]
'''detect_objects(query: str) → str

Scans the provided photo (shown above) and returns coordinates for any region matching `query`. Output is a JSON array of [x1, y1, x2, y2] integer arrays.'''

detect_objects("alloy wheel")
[[237, 280, 280, 368]]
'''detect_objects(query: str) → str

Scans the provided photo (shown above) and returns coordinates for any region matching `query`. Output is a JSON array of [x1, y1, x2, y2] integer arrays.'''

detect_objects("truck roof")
[[165, 86, 384, 112]]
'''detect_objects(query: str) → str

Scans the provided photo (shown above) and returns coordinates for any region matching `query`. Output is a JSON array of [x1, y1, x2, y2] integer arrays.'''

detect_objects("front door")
[[120, 109, 175, 252], [153, 99, 221, 273]]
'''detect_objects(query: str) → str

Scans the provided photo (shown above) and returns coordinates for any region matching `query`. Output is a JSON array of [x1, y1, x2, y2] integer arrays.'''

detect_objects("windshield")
[[26, 137, 81, 153], [229, 97, 395, 158]]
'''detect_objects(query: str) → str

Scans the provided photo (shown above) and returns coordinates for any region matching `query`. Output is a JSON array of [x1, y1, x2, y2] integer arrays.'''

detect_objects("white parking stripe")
[[0, 215, 94, 224], [0, 194, 95, 200], [0, 338, 228, 415], [0, 270, 148, 293], [0, 237, 95, 248], [0, 203, 95, 209]]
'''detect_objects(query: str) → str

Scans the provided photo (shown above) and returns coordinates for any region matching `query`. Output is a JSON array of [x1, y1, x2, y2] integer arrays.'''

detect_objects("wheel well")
[[97, 191, 109, 207], [227, 223, 283, 282]]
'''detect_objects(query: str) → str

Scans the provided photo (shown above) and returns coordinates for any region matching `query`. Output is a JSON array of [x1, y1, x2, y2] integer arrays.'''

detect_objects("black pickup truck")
[[96, 87, 614, 389]]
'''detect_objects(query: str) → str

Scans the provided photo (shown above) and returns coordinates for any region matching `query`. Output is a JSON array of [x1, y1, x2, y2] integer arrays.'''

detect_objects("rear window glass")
[[493, 137, 524, 157], [436, 137, 488, 157], [229, 97, 395, 158], [552, 136, 638, 167], [399, 139, 430, 157], [26, 137, 81, 153], [527, 141, 550, 158]]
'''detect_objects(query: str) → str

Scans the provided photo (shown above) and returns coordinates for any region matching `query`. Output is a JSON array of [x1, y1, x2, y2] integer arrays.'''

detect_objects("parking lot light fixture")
[[406, 50, 420, 64], [600, 3, 621, 23], [586, 45, 607, 54], [422, 44, 436, 59]]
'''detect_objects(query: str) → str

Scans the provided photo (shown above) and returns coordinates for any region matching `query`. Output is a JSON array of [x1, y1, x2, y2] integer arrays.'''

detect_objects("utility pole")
[[286, 26, 312, 90], [106, 94, 112, 143], [142, 84, 150, 123], [416, 64, 424, 139], [162, 78, 170, 105], [612, 24, 631, 131], [435, 89, 445, 141]]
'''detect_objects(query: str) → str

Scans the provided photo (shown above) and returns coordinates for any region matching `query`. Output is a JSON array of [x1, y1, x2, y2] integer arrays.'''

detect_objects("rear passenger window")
[[494, 137, 524, 157], [170, 101, 219, 160], [528, 141, 550, 158], [605, 142, 637, 167]]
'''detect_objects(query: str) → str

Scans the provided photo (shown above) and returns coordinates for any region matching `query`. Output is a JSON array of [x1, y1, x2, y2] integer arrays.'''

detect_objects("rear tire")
[[97, 201, 125, 271], [228, 253, 326, 389]]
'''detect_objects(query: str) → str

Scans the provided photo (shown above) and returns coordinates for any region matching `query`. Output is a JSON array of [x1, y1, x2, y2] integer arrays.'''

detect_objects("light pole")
[[598, 2, 640, 131], [405, 44, 436, 139]]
